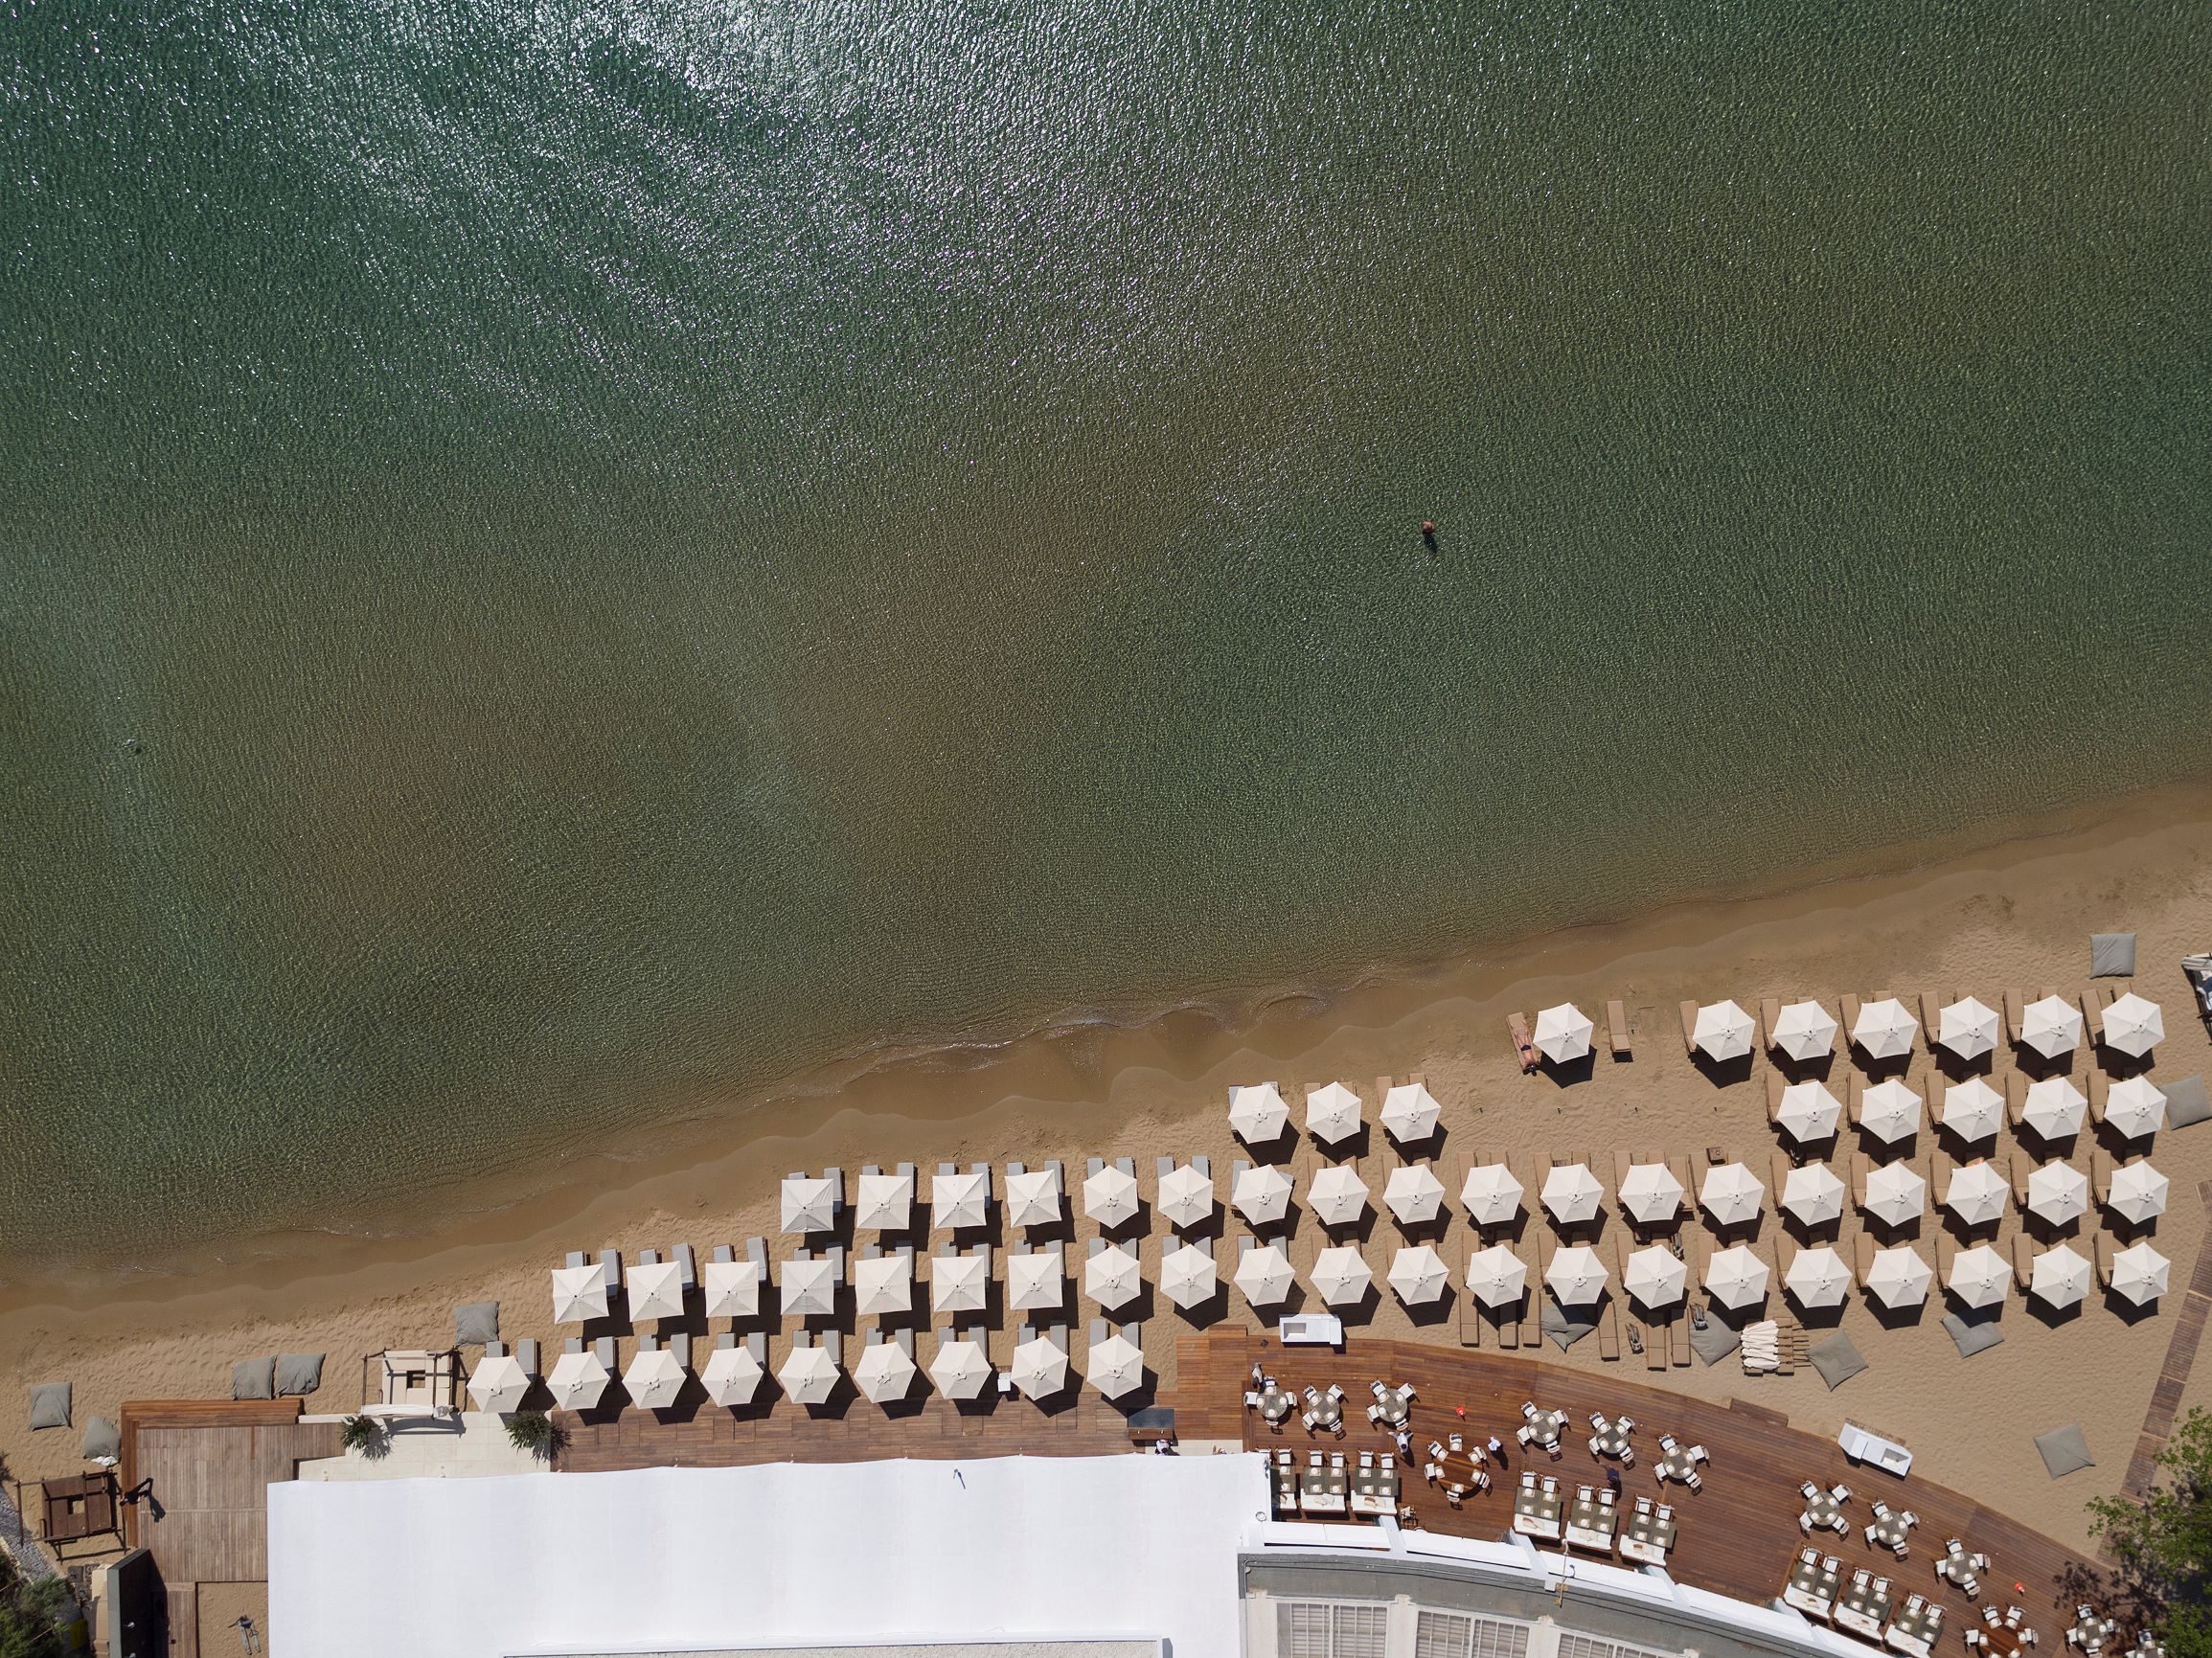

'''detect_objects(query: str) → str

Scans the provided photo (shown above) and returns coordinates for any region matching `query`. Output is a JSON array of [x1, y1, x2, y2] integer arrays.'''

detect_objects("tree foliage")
[[0, 1553, 67, 1658], [2089, 1407, 2212, 1658]]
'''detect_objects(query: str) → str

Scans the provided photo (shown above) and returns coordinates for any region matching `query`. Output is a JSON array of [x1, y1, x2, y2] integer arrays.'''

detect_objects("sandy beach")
[[7, 788, 2212, 1556]]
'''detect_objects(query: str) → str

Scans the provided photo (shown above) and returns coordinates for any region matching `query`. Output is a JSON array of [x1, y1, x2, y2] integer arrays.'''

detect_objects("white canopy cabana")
[[2103, 1077, 2167, 1140], [853, 1170, 916, 1232], [1539, 1163, 1604, 1226], [1858, 1078, 1923, 1145], [2027, 1244, 2092, 1309], [627, 1259, 686, 1324], [2019, 994, 2084, 1058], [699, 1341, 765, 1406], [1935, 996, 1999, 1061], [853, 1340, 918, 1406], [1087, 1330, 1145, 1399], [927, 1335, 991, 1400], [2020, 1076, 2089, 1140], [1010, 1336, 1070, 1401], [2109, 1241, 2172, 1305], [1939, 1078, 2005, 1144], [1775, 1079, 1844, 1144], [931, 1169, 992, 1231], [1387, 1244, 1451, 1305], [1617, 1163, 1685, 1226], [1308, 1165, 1370, 1228], [546, 1348, 610, 1411], [1851, 997, 1919, 1060], [1862, 1245, 1932, 1308], [1083, 1163, 1140, 1227], [1005, 1249, 1064, 1313], [2025, 1161, 2090, 1227], [1770, 1000, 1838, 1061], [1621, 1245, 1686, 1309], [777, 1344, 840, 1405], [1862, 1161, 1927, 1226], [1383, 1164, 1447, 1225], [1466, 1244, 1529, 1307], [1156, 1163, 1213, 1231], [930, 1252, 990, 1316], [1785, 1245, 1852, 1308], [1946, 1243, 2011, 1309], [1305, 1082, 1363, 1146], [1780, 1162, 1847, 1228], [781, 1255, 839, 1320], [1462, 1163, 1524, 1226], [701, 1258, 761, 1320], [1228, 1082, 1290, 1143], [1380, 1081, 1442, 1143], [1942, 1161, 2009, 1228], [2102, 992, 2164, 1057], [2109, 1160, 2171, 1225], [1233, 1241, 1295, 1306], [1699, 1162, 1765, 1228], [1693, 999, 1756, 1061], [1004, 1166, 1063, 1230], [1543, 1244, 1608, 1306], [1231, 1164, 1293, 1225], [1311, 1246, 1373, 1306], [624, 1347, 686, 1410], [465, 1351, 529, 1413], [1083, 1242, 1142, 1309], [551, 1264, 608, 1326], [852, 1253, 914, 1319], [1158, 1242, 1218, 1309], [781, 1174, 839, 1235], [1533, 1003, 1594, 1064], [1703, 1243, 1769, 1309]]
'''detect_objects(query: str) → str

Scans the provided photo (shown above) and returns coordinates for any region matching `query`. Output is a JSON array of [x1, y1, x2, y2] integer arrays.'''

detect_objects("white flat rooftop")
[[269, 1453, 1266, 1658]]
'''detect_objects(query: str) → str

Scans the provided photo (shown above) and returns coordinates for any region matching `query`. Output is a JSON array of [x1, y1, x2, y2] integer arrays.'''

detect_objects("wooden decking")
[[2118, 1178, 2212, 1500]]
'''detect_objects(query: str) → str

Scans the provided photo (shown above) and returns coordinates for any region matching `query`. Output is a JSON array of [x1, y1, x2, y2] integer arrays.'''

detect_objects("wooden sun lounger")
[[2090, 1147, 2114, 1205], [1607, 1001, 1632, 1058], [1760, 997, 1783, 1052], [2006, 1152, 2031, 1208], [1933, 1232, 1957, 1278], [2010, 1235, 2036, 1286], [2003, 991, 2025, 1044], [1458, 1283, 1482, 1347], [1646, 1313, 1669, 1371], [1840, 993, 1862, 1035], [1665, 1154, 1696, 1209], [2005, 1073, 2027, 1128], [1849, 1152, 1869, 1208], [1767, 1071, 1785, 1125], [1598, 1299, 1622, 1361], [2093, 1233, 2115, 1287], [1509, 1012, 1538, 1073], [2087, 1072, 2110, 1123], [1919, 992, 1948, 1043], [1852, 1233, 1877, 1285], [2081, 984, 2109, 1041], [1679, 1001, 1700, 1056], [1846, 1073, 1865, 1124], [1497, 1288, 1522, 1349]]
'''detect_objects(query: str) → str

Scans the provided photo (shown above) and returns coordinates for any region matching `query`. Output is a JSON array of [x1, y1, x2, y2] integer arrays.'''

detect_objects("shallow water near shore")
[[2, 1, 2208, 1269]]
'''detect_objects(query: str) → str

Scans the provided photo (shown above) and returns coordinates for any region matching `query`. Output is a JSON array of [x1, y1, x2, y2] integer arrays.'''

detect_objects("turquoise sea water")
[[2, 1, 2207, 1269]]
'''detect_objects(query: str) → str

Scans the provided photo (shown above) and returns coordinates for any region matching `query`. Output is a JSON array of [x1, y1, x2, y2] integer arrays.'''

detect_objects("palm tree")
[[505, 1411, 563, 1463], [337, 1415, 388, 1460]]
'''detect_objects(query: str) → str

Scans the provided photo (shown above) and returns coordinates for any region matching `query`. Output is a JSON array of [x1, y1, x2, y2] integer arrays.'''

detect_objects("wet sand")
[[6, 786, 2212, 1555]]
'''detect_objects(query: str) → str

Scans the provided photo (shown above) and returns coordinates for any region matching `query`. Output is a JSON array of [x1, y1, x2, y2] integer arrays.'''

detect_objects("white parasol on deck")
[[928, 1335, 992, 1400], [1009, 1334, 1068, 1401], [699, 1341, 764, 1406], [853, 1340, 918, 1406], [777, 1343, 840, 1405], [1087, 1330, 1146, 1399], [546, 1348, 610, 1411], [466, 1351, 530, 1413], [624, 1346, 686, 1410]]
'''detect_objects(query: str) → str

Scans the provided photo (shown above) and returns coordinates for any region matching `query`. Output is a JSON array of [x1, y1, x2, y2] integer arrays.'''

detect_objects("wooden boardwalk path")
[[2118, 1178, 2212, 1500]]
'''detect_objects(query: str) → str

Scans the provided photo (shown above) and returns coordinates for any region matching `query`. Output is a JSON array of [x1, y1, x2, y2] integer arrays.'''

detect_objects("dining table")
[[1373, 1383, 1414, 1429], [1618, 1502, 1676, 1565], [1256, 1382, 1295, 1425], [1309, 1391, 1344, 1434], [1350, 1462, 1401, 1517], [1783, 1553, 1839, 1618], [1590, 1418, 1633, 1461], [2069, 1612, 2117, 1656], [1884, 1600, 1946, 1658], [1836, 1575, 1894, 1639], [1523, 1404, 1568, 1452], [1654, 1442, 1700, 1486], [1801, 1485, 1847, 1534], [1300, 1461, 1349, 1513], [1512, 1479, 1563, 1541], [1868, 1507, 1913, 1554], [1563, 1488, 1617, 1553]]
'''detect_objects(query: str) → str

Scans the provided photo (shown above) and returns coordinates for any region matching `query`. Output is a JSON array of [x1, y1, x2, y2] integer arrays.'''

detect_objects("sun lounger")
[[1599, 1300, 1622, 1362], [1608, 1001, 1632, 1058], [1853, 1234, 1877, 1286], [2010, 1235, 2036, 1287], [821, 1330, 841, 1367], [2092, 1233, 2115, 1287], [599, 1249, 622, 1292], [1919, 992, 1947, 1045], [1679, 1001, 1700, 1056], [592, 1334, 616, 1372], [1850, 1152, 1870, 1209], [1933, 1232, 1957, 1278], [565, 1250, 586, 1271], [674, 1243, 696, 1290], [1841, 993, 1862, 1034], [515, 1337, 538, 1383], [1115, 1156, 1136, 1180], [2081, 985, 2108, 1041], [2087, 1072, 2109, 1124], [1086, 1157, 1105, 1179], [1767, 1071, 1786, 1126], [2003, 991, 2025, 1045], [1762, 998, 1783, 1053], [1666, 1153, 1696, 1205], [2089, 1147, 2112, 1205], [712, 1243, 733, 1265]]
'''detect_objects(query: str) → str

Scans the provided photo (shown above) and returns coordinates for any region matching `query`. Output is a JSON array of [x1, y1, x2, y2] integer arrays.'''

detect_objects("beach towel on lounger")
[[2034, 1422, 2095, 1478]]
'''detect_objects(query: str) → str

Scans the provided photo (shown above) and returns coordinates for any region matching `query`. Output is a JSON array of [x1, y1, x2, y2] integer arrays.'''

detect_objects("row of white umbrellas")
[[1228, 1080, 1442, 1147]]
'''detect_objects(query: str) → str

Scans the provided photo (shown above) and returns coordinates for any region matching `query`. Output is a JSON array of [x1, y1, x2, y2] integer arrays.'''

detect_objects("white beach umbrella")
[[1780, 1162, 1847, 1228], [1383, 1164, 1448, 1226], [2025, 1161, 2090, 1227], [1534, 1003, 1595, 1064], [1622, 1245, 1687, 1309], [1380, 1081, 1442, 1143], [931, 1168, 991, 1231], [1010, 1334, 1068, 1400], [701, 1258, 761, 1320], [930, 1252, 990, 1316], [2019, 994, 2084, 1059], [699, 1342, 765, 1406], [1936, 996, 2000, 1061], [1851, 997, 1919, 1059], [551, 1264, 608, 1326], [1228, 1081, 1290, 1144], [1703, 1243, 1770, 1309], [1939, 1078, 2005, 1144], [1232, 1164, 1293, 1226], [1947, 1243, 2011, 1308], [1863, 1245, 1933, 1308], [1083, 1163, 1140, 1227], [1770, 1000, 1838, 1061], [2102, 992, 2164, 1057], [781, 1255, 839, 1319], [1006, 1248, 1064, 1313], [1308, 1165, 1371, 1228], [624, 1346, 686, 1410], [1305, 1081, 1363, 1146], [928, 1336, 991, 1400], [1775, 1079, 1845, 1144], [1862, 1161, 1927, 1227], [852, 1253, 915, 1319], [1544, 1244, 1608, 1306], [1693, 999, 1757, 1061], [466, 1351, 530, 1413], [2109, 1240, 2171, 1305], [1943, 1161, 2009, 1228], [1156, 1163, 1214, 1230], [1540, 1162, 1604, 1225], [2108, 1160, 2171, 1226], [1004, 1166, 1063, 1230], [1311, 1246, 1374, 1306], [853, 1340, 918, 1406], [1159, 1241, 1218, 1309], [2027, 1244, 2092, 1309], [627, 1259, 686, 1324], [1462, 1163, 1525, 1226], [1617, 1163, 1685, 1226], [2021, 1077, 2089, 1140], [1699, 1162, 1765, 1228], [1083, 1242, 1142, 1309], [546, 1348, 610, 1411], [1785, 1245, 1853, 1308], [1388, 1244, 1452, 1305], [781, 1174, 839, 1235], [854, 1170, 915, 1232], [1858, 1079, 1924, 1145], [1087, 1330, 1145, 1399], [777, 1344, 840, 1405], [2103, 1077, 2167, 1141], [1234, 1241, 1296, 1306], [1466, 1244, 1529, 1307]]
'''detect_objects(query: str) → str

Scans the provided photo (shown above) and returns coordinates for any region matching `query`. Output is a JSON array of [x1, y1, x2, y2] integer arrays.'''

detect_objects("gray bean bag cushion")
[[26, 1382, 71, 1430], [1808, 1332, 1868, 1391], [1941, 1312, 2006, 1357], [81, 1417, 121, 1462], [2163, 1075, 2210, 1130], [2035, 1422, 2095, 1478], [1539, 1299, 1598, 1351], [454, 1301, 500, 1345], [2090, 934, 2136, 976], [275, 1353, 326, 1397], [1687, 1318, 1741, 1367], [231, 1356, 277, 1400]]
